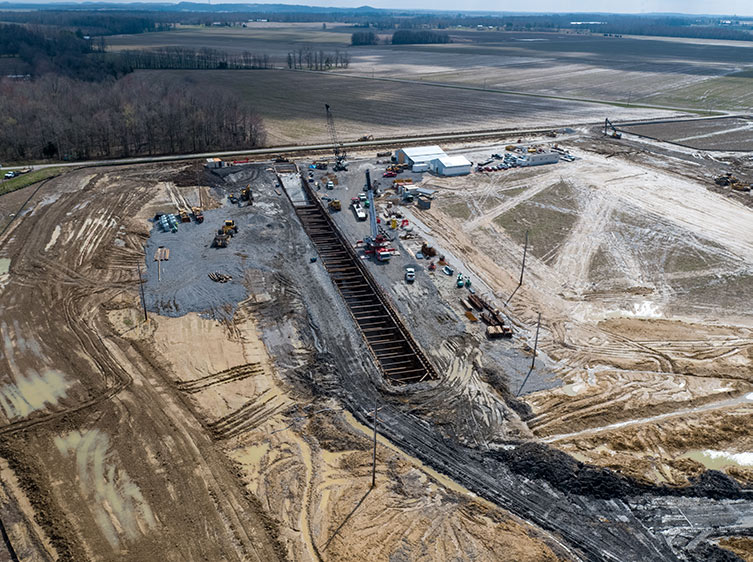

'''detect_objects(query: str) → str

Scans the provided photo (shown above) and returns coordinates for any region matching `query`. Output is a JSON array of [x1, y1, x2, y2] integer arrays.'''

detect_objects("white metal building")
[[518, 152, 559, 167], [396, 146, 446, 167], [431, 155, 472, 176]]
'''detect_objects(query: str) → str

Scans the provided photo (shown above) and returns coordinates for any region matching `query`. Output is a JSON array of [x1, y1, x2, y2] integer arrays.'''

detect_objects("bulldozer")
[[328, 199, 341, 212], [178, 208, 190, 223], [219, 219, 238, 236]]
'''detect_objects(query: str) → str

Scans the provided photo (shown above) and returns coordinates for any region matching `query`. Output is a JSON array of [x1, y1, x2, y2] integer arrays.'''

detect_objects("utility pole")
[[371, 399, 378, 489], [519, 230, 529, 286], [506, 230, 529, 305], [530, 311, 541, 372], [516, 312, 541, 396], [137, 262, 147, 322]]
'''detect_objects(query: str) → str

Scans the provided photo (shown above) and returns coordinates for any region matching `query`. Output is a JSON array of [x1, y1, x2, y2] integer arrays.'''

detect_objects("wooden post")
[[137, 262, 147, 322], [371, 401, 378, 489]]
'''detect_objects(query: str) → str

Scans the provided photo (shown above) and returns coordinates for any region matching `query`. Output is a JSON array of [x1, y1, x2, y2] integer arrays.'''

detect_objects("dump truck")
[[328, 199, 342, 212], [191, 207, 204, 223], [178, 208, 190, 223]]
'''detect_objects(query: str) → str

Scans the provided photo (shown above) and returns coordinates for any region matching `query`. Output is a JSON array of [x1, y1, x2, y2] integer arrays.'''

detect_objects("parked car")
[[405, 267, 415, 283], [4, 171, 16, 179], [326, 180, 334, 189], [383, 171, 397, 178]]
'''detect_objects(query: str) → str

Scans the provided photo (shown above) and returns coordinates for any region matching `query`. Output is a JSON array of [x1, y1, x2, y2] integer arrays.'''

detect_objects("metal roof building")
[[396, 146, 446, 166], [431, 155, 472, 176]]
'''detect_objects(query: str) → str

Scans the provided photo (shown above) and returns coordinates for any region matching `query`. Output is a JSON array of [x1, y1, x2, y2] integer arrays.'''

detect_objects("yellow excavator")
[[240, 185, 253, 204]]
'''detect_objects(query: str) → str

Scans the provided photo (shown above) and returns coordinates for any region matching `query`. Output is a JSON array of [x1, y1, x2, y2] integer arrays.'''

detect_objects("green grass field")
[[0, 168, 65, 196]]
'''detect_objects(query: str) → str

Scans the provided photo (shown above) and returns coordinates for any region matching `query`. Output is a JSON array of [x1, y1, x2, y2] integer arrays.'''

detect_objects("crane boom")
[[325, 104, 348, 170], [366, 169, 377, 240]]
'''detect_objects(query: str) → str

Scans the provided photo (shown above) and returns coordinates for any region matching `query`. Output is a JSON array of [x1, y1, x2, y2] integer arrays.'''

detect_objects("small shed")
[[205, 157, 222, 169], [431, 155, 472, 176]]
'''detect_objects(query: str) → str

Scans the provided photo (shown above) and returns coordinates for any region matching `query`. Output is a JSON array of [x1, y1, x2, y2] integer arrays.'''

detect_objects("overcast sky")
[[22, 0, 753, 16]]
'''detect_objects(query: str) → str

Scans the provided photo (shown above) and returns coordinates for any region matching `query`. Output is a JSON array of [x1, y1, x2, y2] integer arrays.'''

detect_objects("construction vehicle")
[[240, 185, 253, 205], [358, 135, 374, 141], [212, 233, 229, 248], [363, 169, 396, 261], [325, 104, 348, 172], [328, 199, 342, 212], [178, 208, 190, 223], [228, 193, 238, 204], [191, 206, 204, 223], [218, 219, 238, 237], [604, 118, 622, 139], [351, 198, 367, 221]]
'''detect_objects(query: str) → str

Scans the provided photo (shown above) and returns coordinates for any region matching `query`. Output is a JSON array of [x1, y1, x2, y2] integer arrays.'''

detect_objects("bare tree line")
[[119, 47, 272, 70], [0, 74, 266, 161], [286, 48, 350, 70]]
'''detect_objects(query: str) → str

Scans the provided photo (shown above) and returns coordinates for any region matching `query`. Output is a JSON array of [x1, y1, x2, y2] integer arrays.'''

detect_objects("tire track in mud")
[[176, 362, 265, 394], [553, 189, 615, 291], [540, 393, 753, 443]]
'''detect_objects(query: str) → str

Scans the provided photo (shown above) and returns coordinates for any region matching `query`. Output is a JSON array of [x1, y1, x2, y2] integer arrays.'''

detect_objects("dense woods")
[[391, 30, 451, 45], [0, 24, 129, 80], [351, 31, 379, 46], [0, 11, 167, 35], [0, 74, 266, 161]]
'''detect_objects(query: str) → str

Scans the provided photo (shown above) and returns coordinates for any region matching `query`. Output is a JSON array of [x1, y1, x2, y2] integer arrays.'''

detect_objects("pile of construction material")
[[208, 272, 232, 283], [462, 293, 513, 339], [159, 214, 179, 233]]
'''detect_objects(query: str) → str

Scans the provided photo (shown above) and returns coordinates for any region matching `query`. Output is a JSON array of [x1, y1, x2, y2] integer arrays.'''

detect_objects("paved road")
[[4, 113, 744, 173]]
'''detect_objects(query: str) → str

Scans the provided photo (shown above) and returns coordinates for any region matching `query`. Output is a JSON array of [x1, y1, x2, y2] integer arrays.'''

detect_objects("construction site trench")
[[2, 129, 753, 561]]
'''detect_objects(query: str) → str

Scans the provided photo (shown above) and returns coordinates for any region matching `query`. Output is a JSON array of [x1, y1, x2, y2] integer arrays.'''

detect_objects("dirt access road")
[[0, 167, 283, 561]]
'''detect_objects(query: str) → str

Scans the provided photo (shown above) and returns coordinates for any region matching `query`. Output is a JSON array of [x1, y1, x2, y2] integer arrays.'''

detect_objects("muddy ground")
[[1, 127, 753, 561]]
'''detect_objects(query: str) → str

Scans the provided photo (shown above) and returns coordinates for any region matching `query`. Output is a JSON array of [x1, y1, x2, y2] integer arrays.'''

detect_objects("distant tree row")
[[118, 47, 272, 70], [0, 74, 266, 161], [351, 31, 379, 46], [391, 30, 451, 45], [286, 48, 350, 70], [0, 10, 168, 35]]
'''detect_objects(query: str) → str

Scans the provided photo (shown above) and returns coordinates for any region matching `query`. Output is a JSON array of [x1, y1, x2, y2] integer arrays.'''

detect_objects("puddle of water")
[[683, 449, 753, 469]]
